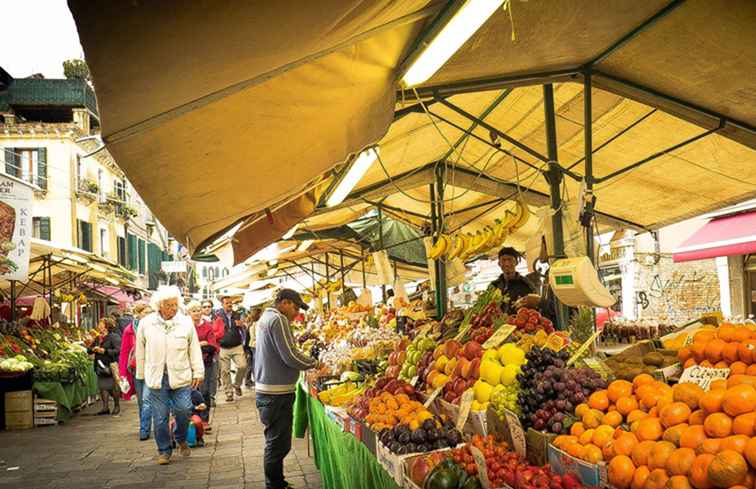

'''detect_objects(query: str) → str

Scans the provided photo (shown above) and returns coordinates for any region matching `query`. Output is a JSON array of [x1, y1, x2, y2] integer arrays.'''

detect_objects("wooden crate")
[[34, 417, 58, 427], [5, 410, 33, 430], [5, 390, 33, 412]]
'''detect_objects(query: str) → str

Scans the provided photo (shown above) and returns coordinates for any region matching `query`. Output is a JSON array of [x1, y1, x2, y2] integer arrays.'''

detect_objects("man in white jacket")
[[136, 286, 204, 465]]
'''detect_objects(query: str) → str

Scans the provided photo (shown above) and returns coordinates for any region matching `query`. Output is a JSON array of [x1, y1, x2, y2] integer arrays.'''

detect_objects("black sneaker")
[[96, 409, 110, 416]]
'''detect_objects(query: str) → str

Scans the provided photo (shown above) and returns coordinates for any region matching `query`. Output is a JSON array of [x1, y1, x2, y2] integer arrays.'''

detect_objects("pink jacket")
[[118, 322, 137, 400]]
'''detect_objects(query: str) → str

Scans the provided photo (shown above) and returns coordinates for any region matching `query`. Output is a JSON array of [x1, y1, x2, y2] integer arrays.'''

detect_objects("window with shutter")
[[32, 217, 51, 241], [36, 148, 47, 189], [127, 234, 137, 270], [4, 148, 18, 177], [138, 238, 146, 274], [77, 220, 92, 251], [117, 237, 126, 266]]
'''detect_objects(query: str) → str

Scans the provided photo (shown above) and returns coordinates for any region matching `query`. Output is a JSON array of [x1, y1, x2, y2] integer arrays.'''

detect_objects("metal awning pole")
[[361, 246, 367, 289], [430, 166, 448, 318], [584, 73, 595, 264], [378, 206, 387, 302], [10, 280, 16, 321], [324, 253, 330, 313], [543, 84, 569, 330]]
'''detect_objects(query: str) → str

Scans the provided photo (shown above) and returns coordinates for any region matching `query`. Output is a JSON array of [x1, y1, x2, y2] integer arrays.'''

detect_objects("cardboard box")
[[604, 340, 682, 382], [5, 410, 33, 430], [361, 420, 377, 455], [436, 398, 488, 436], [5, 390, 33, 412], [548, 444, 607, 488], [377, 441, 415, 485]]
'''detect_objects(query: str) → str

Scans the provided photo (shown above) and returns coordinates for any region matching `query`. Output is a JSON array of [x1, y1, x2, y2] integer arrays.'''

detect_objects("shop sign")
[[161, 261, 187, 273], [0, 174, 33, 281]]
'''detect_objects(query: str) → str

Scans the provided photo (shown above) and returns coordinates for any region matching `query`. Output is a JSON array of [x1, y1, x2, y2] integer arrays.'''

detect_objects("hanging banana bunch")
[[425, 197, 530, 261]]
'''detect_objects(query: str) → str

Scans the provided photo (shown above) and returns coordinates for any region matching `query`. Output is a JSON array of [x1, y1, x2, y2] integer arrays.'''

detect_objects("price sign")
[[483, 325, 516, 349], [583, 357, 613, 380], [470, 446, 491, 489], [456, 389, 475, 432], [424, 386, 443, 408], [683, 334, 694, 347], [679, 366, 730, 391], [410, 375, 420, 388], [567, 329, 602, 366], [455, 323, 471, 341], [503, 408, 526, 457]]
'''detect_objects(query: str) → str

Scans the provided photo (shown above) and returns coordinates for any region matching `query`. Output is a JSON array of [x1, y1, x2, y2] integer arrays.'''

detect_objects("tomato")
[[466, 463, 477, 475]]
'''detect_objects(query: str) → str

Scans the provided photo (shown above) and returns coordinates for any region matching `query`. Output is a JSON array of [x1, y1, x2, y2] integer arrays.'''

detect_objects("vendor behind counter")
[[490, 246, 556, 322]]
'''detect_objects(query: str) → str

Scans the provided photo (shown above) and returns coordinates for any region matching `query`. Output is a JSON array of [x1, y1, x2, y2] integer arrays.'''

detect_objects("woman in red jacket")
[[187, 300, 218, 428]]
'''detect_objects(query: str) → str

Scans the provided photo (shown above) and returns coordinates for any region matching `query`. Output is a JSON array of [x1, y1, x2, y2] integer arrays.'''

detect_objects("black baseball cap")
[[275, 289, 309, 311], [498, 246, 523, 259]]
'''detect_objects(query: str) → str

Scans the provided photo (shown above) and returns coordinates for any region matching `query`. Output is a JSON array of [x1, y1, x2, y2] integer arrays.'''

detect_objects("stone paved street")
[[0, 389, 322, 489]]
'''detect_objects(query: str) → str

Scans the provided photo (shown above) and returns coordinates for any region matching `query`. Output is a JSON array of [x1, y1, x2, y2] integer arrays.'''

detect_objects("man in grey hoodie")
[[254, 289, 316, 489]]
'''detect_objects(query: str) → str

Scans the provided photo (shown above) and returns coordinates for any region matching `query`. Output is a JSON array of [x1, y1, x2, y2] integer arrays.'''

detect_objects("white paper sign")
[[161, 261, 187, 273], [424, 386, 443, 408], [470, 445, 491, 489], [504, 408, 526, 457], [679, 366, 730, 391], [0, 174, 33, 281], [456, 390, 475, 432]]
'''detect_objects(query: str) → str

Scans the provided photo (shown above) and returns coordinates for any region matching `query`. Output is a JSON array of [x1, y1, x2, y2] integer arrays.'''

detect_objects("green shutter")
[[36, 148, 47, 189], [4, 148, 18, 177], [147, 243, 162, 289], [137, 238, 146, 273], [78, 220, 92, 251], [117, 237, 126, 266], [127, 234, 137, 270], [40, 217, 50, 241]]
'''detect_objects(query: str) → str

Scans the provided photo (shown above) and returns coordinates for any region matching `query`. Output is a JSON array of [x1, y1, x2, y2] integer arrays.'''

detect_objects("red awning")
[[673, 211, 756, 262]]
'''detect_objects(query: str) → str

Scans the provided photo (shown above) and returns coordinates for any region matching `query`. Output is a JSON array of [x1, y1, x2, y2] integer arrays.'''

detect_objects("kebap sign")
[[0, 174, 33, 281]]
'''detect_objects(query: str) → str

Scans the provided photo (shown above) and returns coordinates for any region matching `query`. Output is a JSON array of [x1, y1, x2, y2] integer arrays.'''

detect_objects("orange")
[[588, 390, 610, 411], [617, 397, 639, 417], [608, 380, 634, 403], [604, 411, 623, 428]]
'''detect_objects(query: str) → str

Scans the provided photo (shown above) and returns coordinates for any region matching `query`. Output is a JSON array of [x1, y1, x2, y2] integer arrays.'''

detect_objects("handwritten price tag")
[[679, 366, 730, 391], [504, 408, 526, 458], [567, 329, 602, 366], [456, 389, 475, 432], [483, 324, 516, 349], [410, 375, 420, 388], [470, 445, 491, 489], [424, 386, 443, 408], [683, 333, 694, 347]]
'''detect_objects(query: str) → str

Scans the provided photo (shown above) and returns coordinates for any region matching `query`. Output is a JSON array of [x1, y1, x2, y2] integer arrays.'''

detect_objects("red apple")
[[445, 340, 462, 358], [470, 358, 481, 380], [443, 391, 456, 403], [455, 357, 469, 377], [410, 456, 432, 487], [463, 341, 482, 361]]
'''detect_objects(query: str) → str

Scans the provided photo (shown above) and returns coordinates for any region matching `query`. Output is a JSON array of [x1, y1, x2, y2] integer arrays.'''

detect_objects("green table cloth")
[[33, 366, 98, 420], [295, 382, 402, 489]]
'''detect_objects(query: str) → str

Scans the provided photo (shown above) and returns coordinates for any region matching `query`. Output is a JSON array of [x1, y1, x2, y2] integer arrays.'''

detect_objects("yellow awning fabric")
[[69, 0, 756, 259]]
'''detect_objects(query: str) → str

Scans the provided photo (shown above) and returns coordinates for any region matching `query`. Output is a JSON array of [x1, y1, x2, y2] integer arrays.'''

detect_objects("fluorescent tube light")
[[326, 146, 379, 207], [298, 240, 314, 253], [401, 0, 504, 88], [282, 224, 300, 240]]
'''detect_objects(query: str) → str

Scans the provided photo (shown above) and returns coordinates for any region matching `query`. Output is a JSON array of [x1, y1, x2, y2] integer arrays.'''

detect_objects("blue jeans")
[[256, 393, 295, 489], [134, 378, 153, 437], [150, 373, 192, 455], [199, 361, 215, 422]]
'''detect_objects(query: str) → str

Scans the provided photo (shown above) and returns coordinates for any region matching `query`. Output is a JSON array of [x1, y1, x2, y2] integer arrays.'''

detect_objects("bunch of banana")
[[425, 198, 531, 261], [317, 381, 364, 407]]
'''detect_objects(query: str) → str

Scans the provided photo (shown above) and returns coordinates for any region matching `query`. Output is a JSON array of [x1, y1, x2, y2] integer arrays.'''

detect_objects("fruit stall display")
[[301, 284, 756, 489], [0, 320, 93, 382], [600, 319, 678, 345]]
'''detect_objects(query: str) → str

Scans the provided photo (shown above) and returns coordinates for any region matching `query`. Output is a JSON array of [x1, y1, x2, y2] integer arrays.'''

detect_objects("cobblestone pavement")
[[0, 389, 322, 489]]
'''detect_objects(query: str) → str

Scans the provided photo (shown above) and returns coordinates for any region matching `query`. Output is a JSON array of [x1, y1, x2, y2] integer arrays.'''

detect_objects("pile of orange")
[[565, 374, 756, 489], [364, 391, 434, 431], [678, 324, 756, 374]]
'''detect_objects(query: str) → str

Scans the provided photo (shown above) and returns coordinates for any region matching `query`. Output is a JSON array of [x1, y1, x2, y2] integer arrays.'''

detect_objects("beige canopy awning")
[[69, 0, 756, 259]]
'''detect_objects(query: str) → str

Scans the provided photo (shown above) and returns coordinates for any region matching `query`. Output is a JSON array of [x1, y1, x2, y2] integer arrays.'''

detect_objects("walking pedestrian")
[[186, 300, 218, 429], [89, 317, 122, 416], [118, 303, 154, 440], [244, 307, 262, 388], [135, 286, 204, 465], [214, 296, 247, 402], [255, 289, 316, 489], [201, 300, 220, 406]]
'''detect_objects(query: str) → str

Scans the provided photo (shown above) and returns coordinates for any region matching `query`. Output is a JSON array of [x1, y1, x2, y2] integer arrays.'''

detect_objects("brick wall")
[[633, 253, 720, 322]]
